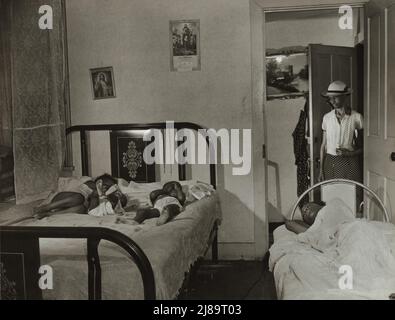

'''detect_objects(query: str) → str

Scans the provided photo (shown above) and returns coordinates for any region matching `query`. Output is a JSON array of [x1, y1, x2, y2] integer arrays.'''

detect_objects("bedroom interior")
[[1, 0, 395, 301]]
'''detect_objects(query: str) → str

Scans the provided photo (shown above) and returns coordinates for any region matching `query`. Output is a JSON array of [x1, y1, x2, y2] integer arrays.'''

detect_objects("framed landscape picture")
[[90, 67, 116, 100], [170, 20, 200, 72], [266, 48, 309, 100]]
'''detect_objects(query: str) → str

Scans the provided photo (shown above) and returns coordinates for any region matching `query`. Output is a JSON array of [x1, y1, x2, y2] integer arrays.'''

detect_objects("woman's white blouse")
[[322, 109, 363, 156]]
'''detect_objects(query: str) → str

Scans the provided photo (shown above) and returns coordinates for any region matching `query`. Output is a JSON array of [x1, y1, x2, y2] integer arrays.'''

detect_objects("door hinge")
[[262, 144, 266, 159]]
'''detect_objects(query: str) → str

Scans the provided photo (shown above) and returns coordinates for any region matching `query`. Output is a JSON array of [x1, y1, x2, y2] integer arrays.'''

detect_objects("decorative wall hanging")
[[170, 20, 200, 72], [110, 131, 156, 183]]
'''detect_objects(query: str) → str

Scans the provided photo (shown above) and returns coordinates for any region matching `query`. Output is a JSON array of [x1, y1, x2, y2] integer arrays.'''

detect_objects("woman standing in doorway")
[[319, 80, 363, 183]]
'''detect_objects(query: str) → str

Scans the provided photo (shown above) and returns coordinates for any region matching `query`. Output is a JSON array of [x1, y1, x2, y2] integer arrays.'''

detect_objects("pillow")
[[301, 202, 325, 226], [285, 219, 310, 234], [126, 181, 163, 193], [183, 181, 215, 203], [120, 180, 216, 208], [118, 181, 162, 208], [306, 198, 355, 234]]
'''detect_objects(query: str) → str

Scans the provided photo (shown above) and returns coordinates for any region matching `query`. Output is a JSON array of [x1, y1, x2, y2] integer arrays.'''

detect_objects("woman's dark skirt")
[[323, 154, 362, 182]]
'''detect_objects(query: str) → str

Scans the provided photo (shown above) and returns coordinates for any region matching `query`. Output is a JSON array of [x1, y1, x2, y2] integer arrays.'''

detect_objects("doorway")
[[264, 7, 365, 222]]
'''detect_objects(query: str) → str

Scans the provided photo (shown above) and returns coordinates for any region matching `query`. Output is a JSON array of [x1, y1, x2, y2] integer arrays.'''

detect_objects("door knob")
[[391, 153, 395, 161]]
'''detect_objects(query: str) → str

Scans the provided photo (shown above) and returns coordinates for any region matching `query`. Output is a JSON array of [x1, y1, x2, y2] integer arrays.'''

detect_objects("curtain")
[[10, 0, 66, 204], [0, 0, 12, 148]]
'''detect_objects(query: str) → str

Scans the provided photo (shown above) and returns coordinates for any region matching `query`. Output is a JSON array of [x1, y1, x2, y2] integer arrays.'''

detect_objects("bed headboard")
[[109, 130, 156, 183], [66, 122, 216, 188]]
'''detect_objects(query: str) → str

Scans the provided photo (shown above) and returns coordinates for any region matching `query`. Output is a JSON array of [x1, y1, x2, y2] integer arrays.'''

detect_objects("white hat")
[[321, 80, 352, 97]]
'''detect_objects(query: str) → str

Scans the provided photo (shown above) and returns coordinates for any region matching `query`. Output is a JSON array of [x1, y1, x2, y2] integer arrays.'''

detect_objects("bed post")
[[211, 221, 218, 262], [177, 138, 187, 181], [210, 164, 216, 189], [87, 238, 102, 300], [80, 129, 89, 176]]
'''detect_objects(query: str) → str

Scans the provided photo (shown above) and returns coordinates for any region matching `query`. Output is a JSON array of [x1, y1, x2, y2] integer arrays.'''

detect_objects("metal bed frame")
[[0, 122, 219, 300], [290, 178, 390, 222]]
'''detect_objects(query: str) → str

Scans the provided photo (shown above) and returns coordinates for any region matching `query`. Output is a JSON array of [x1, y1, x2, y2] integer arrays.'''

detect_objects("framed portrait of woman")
[[90, 67, 116, 100]]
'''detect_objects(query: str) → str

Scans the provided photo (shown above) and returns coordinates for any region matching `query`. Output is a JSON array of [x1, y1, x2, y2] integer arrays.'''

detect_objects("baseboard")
[[214, 243, 267, 260]]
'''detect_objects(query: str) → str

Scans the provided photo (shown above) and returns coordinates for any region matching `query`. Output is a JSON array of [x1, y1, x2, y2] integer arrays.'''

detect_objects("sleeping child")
[[33, 173, 127, 219], [301, 201, 325, 226], [133, 181, 186, 226]]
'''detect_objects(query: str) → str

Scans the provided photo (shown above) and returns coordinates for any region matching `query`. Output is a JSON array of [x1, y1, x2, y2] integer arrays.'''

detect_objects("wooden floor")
[[180, 224, 283, 300], [179, 256, 277, 300]]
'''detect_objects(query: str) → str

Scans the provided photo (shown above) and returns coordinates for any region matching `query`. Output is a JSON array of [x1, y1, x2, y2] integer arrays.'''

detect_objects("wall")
[[66, 0, 265, 259], [65, 0, 366, 254], [266, 12, 357, 221]]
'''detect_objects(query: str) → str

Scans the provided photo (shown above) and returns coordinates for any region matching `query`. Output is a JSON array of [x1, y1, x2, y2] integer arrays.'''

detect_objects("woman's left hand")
[[336, 148, 353, 157]]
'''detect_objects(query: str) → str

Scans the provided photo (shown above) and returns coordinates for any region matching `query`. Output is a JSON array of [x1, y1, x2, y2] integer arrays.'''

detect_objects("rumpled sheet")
[[269, 199, 395, 300], [3, 194, 221, 300]]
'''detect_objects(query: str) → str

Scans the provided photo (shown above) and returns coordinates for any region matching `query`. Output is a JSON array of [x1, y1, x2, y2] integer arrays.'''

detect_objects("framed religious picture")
[[170, 20, 200, 72], [266, 46, 309, 100], [90, 67, 116, 100]]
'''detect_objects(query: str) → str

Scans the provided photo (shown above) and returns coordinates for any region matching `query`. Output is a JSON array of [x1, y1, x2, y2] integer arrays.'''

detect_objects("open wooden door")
[[309, 44, 358, 185], [364, 0, 395, 223]]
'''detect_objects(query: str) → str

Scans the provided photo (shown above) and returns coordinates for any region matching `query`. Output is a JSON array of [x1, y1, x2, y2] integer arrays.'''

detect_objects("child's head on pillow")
[[301, 201, 325, 225], [95, 173, 118, 193], [94, 174, 126, 209], [149, 181, 185, 207], [162, 181, 185, 205]]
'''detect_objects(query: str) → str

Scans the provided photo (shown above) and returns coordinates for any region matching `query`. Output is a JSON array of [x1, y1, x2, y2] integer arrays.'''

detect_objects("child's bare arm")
[[34, 192, 84, 215], [87, 193, 100, 212], [134, 208, 160, 224]]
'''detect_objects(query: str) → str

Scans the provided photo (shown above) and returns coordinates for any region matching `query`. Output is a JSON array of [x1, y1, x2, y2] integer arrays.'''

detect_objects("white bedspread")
[[269, 199, 395, 300], [3, 194, 221, 300]]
